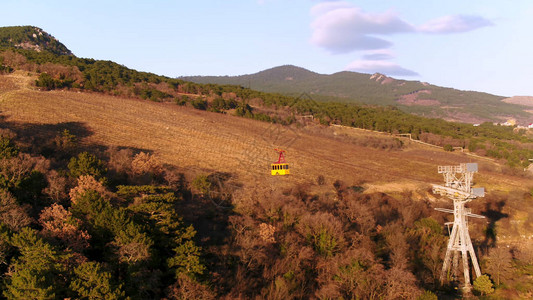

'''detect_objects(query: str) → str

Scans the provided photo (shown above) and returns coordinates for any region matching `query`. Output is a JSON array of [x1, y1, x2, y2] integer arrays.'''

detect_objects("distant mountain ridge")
[[0, 26, 72, 56], [183, 65, 533, 124], [0, 25, 530, 124]]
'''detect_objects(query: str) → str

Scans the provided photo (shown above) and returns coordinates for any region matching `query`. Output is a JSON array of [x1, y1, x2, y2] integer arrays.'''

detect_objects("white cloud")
[[310, 4, 413, 53], [311, 2, 493, 78], [419, 15, 493, 34], [345, 60, 419, 76], [310, 2, 493, 53]]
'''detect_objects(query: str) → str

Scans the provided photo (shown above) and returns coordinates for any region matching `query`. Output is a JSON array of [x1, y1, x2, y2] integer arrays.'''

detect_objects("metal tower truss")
[[437, 163, 477, 193], [432, 163, 485, 292]]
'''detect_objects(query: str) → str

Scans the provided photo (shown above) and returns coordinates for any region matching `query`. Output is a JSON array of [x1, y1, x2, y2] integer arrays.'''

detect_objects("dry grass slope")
[[0, 73, 529, 194]]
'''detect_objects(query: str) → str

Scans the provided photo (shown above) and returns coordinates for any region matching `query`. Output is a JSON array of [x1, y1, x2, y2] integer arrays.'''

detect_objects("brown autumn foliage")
[[385, 266, 420, 299], [132, 151, 162, 174], [38, 62, 83, 83], [338, 195, 376, 235], [0, 189, 32, 231], [107, 146, 134, 175], [165, 274, 216, 300], [131, 151, 163, 183], [0, 50, 36, 71], [199, 180, 439, 299], [38, 203, 90, 251], [384, 223, 411, 270], [259, 222, 276, 243], [69, 175, 109, 204]]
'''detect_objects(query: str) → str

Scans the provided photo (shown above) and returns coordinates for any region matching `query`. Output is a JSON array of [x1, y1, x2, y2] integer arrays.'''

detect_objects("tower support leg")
[[452, 251, 459, 280], [466, 230, 482, 278], [440, 223, 459, 282], [459, 212, 472, 292]]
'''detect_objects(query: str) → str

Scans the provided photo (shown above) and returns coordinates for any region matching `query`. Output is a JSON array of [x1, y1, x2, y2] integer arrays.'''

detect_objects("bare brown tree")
[[165, 274, 215, 300], [43, 170, 68, 203], [0, 189, 31, 230], [384, 267, 421, 299], [384, 223, 410, 270], [39, 203, 90, 251], [0, 153, 35, 190], [485, 246, 513, 286], [106, 146, 134, 176]]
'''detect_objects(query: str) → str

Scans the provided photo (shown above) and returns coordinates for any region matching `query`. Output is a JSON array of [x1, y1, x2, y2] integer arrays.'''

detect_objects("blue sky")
[[2, 0, 533, 97]]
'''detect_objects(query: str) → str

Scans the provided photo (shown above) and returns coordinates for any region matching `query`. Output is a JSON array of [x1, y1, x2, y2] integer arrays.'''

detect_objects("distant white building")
[[528, 123, 533, 129], [502, 118, 517, 126]]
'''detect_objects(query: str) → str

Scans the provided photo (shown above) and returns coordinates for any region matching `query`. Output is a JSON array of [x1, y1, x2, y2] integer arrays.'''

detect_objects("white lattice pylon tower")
[[432, 163, 485, 292]]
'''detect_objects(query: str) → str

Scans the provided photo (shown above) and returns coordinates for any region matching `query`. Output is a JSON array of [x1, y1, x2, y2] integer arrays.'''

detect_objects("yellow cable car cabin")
[[271, 163, 290, 176], [271, 148, 290, 176]]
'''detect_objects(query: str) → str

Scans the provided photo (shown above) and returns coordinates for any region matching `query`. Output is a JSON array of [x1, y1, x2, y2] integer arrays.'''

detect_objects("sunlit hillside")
[[0, 26, 532, 298], [0, 71, 532, 298]]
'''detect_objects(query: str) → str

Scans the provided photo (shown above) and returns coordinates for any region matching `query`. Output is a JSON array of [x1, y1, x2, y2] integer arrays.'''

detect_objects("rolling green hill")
[[183, 65, 532, 124], [0, 25, 72, 56]]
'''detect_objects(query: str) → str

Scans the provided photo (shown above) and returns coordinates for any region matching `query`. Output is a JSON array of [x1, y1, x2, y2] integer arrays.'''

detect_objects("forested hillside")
[[0, 26, 532, 299], [183, 65, 532, 124]]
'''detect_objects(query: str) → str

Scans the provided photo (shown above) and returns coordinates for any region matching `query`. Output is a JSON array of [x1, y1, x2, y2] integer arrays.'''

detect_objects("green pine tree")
[[70, 262, 125, 300], [3, 228, 65, 300], [68, 152, 107, 179], [473, 274, 494, 296]]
